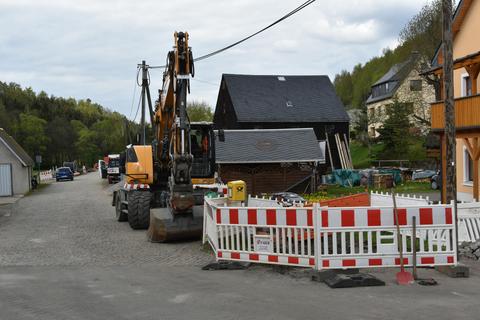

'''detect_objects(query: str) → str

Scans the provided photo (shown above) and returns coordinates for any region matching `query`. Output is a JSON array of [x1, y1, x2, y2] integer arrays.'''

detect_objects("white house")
[[0, 128, 34, 196]]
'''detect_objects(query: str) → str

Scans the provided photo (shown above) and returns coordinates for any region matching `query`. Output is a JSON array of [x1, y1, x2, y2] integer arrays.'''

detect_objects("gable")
[[0, 129, 34, 167]]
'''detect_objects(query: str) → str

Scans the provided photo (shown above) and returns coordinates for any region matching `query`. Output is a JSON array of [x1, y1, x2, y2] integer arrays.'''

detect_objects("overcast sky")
[[0, 0, 432, 120]]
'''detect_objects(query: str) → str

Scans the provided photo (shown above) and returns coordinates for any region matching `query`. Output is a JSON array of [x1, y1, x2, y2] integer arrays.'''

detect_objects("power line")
[[129, 67, 140, 119], [150, 0, 316, 69], [191, 78, 219, 86]]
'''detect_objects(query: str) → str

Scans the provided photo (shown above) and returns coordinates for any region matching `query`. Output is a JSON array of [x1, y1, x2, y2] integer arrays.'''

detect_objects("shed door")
[[0, 164, 13, 196]]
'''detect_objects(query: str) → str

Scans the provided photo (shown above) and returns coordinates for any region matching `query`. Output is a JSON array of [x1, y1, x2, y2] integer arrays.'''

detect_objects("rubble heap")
[[459, 241, 480, 260]]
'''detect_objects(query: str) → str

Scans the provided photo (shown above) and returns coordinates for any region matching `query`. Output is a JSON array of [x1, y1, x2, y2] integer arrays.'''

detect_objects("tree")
[[376, 100, 414, 159], [399, 0, 444, 60], [187, 101, 213, 122], [16, 113, 50, 157], [333, 70, 353, 108]]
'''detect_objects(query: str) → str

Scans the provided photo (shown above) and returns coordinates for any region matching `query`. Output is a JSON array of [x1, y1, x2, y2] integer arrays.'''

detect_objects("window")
[[369, 107, 375, 118], [410, 80, 422, 91], [464, 147, 474, 184], [462, 73, 472, 97], [370, 126, 376, 137]]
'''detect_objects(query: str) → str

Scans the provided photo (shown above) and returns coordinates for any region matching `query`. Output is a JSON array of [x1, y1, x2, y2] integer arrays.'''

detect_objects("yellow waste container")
[[227, 180, 246, 201]]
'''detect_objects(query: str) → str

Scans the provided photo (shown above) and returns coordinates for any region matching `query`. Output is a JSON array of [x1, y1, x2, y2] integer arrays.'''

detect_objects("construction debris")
[[459, 240, 480, 260]]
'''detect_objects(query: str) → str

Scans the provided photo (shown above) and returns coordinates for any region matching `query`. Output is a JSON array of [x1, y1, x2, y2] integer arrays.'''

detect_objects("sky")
[[0, 0, 433, 120]]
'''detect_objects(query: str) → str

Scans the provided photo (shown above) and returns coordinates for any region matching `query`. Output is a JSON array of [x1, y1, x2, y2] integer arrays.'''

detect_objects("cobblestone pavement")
[[0, 173, 214, 267]]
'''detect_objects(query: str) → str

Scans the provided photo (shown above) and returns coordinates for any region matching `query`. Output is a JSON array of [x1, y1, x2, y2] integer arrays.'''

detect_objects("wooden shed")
[[213, 74, 350, 170], [215, 128, 325, 195]]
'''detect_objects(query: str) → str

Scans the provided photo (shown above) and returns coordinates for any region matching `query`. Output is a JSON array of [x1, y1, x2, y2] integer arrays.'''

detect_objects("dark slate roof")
[[366, 54, 418, 104], [215, 128, 325, 164], [221, 74, 349, 123], [0, 128, 34, 166]]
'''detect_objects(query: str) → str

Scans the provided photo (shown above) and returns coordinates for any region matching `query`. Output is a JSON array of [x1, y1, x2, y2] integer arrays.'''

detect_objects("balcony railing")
[[431, 94, 480, 130]]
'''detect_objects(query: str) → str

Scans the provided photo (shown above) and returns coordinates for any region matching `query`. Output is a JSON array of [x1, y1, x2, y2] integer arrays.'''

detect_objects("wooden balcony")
[[431, 94, 480, 131]]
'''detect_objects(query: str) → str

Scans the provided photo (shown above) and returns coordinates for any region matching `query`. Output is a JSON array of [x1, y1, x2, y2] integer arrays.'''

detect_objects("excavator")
[[112, 32, 217, 242]]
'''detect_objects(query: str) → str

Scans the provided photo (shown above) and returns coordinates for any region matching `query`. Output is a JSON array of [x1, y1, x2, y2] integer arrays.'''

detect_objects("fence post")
[[313, 203, 321, 270]]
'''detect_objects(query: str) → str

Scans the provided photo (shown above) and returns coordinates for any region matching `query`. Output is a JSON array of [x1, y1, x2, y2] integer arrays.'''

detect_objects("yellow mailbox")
[[227, 180, 246, 201]]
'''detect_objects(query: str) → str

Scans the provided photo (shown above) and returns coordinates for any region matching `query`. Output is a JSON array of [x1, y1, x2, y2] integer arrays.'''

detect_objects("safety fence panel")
[[316, 206, 456, 270], [39, 170, 54, 182], [203, 198, 316, 268], [247, 195, 282, 208], [203, 199, 457, 270], [370, 191, 431, 207], [456, 202, 480, 242]]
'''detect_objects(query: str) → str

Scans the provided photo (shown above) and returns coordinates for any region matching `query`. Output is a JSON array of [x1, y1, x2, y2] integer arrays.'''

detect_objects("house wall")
[[367, 67, 436, 137], [451, 0, 480, 201], [0, 142, 31, 195], [453, 0, 480, 98], [218, 163, 314, 195]]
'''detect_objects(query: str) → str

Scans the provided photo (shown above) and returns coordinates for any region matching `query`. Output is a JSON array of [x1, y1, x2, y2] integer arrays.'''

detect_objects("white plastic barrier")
[[203, 198, 457, 270], [316, 206, 456, 269], [203, 198, 315, 267], [457, 201, 480, 242], [39, 170, 54, 182], [370, 191, 431, 206], [247, 195, 282, 208]]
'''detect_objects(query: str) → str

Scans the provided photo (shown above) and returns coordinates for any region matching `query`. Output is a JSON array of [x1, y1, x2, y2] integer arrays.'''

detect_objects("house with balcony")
[[427, 0, 480, 202], [366, 52, 436, 137]]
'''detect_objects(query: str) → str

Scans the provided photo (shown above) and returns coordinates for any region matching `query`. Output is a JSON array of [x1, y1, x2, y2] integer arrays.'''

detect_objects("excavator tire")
[[127, 190, 151, 229], [115, 192, 128, 222]]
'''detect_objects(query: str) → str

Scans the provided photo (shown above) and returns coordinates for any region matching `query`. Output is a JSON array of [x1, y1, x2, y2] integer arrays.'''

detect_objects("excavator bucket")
[[147, 206, 204, 242]]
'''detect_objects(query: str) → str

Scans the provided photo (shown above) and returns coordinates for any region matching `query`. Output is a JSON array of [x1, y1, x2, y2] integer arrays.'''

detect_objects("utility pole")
[[443, 0, 456, 203], [442, 0, 459, 260], [138, 60, 155, 146], [140, 60, 147, 145]]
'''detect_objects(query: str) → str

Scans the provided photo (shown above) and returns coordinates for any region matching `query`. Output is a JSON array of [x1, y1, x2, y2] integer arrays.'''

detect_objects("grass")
[[304, 181, 436, 202]]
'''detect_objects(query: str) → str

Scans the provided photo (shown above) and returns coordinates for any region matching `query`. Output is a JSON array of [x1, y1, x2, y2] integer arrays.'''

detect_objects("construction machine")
[[113, 32, 218, 242]]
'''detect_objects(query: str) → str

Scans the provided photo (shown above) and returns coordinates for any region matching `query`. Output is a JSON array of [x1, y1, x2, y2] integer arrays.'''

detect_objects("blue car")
[[56, 167, 74, 182]]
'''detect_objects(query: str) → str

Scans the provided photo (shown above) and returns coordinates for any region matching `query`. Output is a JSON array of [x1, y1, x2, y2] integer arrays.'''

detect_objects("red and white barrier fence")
[[316, 206, 455, 269], [203, 198, 457, 270], [39, 170, 54, 182]]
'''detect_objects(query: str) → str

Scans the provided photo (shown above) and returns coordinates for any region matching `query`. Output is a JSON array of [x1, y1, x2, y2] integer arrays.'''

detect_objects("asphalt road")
[[0, 173, 479, 320]]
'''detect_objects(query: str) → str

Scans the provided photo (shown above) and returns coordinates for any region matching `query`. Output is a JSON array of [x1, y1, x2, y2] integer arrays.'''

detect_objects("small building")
[[213, 74, 350, 170], [427, 0, 480, 203], [0, 128, 34, 196], [215, 128, 325, 195], [366, 53, 436, 137]]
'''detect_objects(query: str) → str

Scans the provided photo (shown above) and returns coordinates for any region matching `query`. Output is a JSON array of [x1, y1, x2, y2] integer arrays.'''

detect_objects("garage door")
[[0, 164, 13, 196]]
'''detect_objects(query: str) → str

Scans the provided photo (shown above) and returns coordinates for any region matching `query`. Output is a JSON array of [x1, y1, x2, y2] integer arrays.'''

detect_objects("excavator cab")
[[190, 122, 215, 185]]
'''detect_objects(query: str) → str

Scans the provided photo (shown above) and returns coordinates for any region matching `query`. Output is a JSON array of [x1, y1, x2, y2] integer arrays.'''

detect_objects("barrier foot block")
[[323, 273, 385, 288], [202, 261, 250, 271], [311, 269, 360, 283], [435, 264, 470, 278]]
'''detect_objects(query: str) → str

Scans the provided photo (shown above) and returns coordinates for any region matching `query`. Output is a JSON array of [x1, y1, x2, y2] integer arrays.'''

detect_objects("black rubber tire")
[[115, 192, 128, 222], [127, 191, 151, 229]]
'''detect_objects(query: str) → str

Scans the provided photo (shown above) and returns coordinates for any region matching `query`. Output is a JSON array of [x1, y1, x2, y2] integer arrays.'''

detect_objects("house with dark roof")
[[213, 74, 349, 170], [0, 128, 34, 196], [215, 128, 325, 195], [366, 53, 435, 137]]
